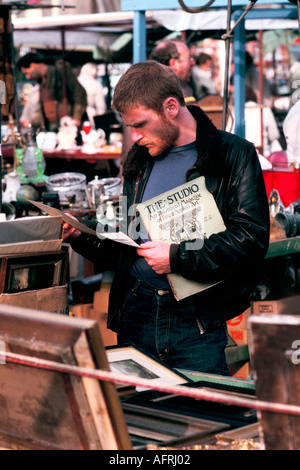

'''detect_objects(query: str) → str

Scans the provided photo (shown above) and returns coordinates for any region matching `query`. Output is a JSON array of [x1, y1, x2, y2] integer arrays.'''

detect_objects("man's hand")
[[62, 213, 81, 241], [137, 241, 171, 274]]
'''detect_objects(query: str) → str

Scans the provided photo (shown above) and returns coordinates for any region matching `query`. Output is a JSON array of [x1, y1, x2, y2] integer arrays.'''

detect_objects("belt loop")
[[134, 279, 141, 294]]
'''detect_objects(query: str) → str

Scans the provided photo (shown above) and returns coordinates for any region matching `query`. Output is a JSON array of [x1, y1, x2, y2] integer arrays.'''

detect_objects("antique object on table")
[[97, 177, 122, 197], [20, 125, 46, 183], [46, 172, 87, 206], [86, 175, 106, 209], [16, 184, 39, 208], [81, 127, 106, 154], [1, 117, 24, 173], [275, 211, 300, 238], [56, 116, 78, 150], [36, 130, 57, 152], [249, 314, 300, 450], [2, 171, 20, 204]]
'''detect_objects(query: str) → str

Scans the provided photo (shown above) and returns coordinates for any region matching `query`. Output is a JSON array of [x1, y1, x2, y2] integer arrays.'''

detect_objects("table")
[[2, 144, 122, 178], [43, 145, 121, 161], [2, 144, 121, 160]]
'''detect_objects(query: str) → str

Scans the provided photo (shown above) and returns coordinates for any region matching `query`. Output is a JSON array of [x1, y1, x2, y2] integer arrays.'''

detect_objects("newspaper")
[[137, 176, 226, 301]]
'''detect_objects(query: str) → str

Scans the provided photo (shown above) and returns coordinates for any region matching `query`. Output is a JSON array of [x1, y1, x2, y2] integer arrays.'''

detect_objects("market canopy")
[[12, 8, 300, 53]]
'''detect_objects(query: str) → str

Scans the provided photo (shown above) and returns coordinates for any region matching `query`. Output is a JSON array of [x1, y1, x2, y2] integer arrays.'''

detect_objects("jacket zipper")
[[195, 317, 205, 334], [128, 166, 151, 239]]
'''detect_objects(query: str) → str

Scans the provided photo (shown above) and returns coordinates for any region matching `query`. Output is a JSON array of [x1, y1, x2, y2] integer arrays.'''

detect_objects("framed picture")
[[0, 305, 132, 450], [0, 251, 68, 294], [106, 345, 189, 392]]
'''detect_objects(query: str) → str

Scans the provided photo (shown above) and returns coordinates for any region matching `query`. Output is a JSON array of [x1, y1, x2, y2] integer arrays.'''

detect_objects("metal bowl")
[[46, 172, 87, 204]]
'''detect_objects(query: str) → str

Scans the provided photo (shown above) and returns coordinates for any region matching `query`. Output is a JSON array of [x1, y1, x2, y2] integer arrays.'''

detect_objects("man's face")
[[122, 105, 180, 157], [170, 43, 195, 83], [21, 63, 43, 81]]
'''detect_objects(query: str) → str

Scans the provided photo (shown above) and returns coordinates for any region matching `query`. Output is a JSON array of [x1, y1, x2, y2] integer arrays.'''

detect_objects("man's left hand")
[[137, 241, 171, 274]]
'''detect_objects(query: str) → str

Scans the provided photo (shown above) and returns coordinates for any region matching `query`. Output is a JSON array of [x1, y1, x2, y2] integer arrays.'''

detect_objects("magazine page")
[[29, 200, 139, 248], [137, 176, 226, 300]]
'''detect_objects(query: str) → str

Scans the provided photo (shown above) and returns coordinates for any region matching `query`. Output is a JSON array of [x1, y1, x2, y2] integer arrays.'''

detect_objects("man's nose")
[[131, 128, 143, 143]]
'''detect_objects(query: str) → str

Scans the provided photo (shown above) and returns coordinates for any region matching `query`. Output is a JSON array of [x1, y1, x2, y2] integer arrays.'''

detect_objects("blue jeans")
[[118, 277, 230, 376]]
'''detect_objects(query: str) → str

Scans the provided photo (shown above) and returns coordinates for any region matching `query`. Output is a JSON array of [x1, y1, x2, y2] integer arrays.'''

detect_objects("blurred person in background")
[[192, 52, 217, 100], [245, 51, 274, 108], [17, 52, 87, 131], [227, 85, 282, 158], [283, 97, 300, 166], [77, 63, 107, 126], [19, 83, 42, 129], [149, 40, 196, 103]]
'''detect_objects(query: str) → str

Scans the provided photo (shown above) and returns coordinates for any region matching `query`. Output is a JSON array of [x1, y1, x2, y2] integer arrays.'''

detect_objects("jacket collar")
[[122, 104, 224, 180]]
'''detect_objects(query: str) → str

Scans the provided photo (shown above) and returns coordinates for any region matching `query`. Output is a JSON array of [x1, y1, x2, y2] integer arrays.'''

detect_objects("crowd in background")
[[16, 38, 300, 169]]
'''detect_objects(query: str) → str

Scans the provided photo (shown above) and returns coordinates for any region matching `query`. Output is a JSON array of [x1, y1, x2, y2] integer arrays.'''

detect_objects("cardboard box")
[[0, 285, 69, 316], [227, 308, 251, 346], [70, 303, 117, 347], [251, 295, 300, 316], [0, 216, 62, 246], [226, 308, 251, 379]]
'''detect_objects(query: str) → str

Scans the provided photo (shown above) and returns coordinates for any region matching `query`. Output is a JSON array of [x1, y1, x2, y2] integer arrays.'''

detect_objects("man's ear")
[[163, 97, 179, 119]]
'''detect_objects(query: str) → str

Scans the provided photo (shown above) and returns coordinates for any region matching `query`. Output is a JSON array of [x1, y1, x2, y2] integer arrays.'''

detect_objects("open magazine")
[[28, 200, 139, 248], [137, 176, 226, 301]]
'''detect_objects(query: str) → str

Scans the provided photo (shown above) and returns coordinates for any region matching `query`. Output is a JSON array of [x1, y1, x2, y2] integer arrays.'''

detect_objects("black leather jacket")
[[71, 105, 270, 333]]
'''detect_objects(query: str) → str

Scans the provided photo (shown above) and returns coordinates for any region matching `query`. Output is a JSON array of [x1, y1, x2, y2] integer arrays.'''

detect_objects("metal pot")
[[97, 177, 122, 196], [46, 172, 87, 205], [87, 176, 106, 209]]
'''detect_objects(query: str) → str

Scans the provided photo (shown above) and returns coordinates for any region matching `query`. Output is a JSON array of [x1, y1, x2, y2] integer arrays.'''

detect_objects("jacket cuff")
[[169, 243, 180, 272]]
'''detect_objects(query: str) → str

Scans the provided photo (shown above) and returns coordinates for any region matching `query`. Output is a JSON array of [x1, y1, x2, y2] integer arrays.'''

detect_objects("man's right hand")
[[62, 213, 82, 241]]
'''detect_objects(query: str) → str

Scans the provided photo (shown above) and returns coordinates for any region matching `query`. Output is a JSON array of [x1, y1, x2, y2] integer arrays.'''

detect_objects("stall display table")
[[43, 145, 121, 161], [263, 167, 300, 207], [2, 144, 121, 178]]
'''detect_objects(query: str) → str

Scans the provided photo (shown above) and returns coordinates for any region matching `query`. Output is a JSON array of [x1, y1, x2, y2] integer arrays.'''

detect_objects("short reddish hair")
[[112, 60, 185, 115]]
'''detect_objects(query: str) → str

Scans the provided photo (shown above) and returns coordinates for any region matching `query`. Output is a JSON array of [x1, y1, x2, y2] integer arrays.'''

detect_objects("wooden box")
[[249, 314, 300, 450], [0, 305, 131, 450]]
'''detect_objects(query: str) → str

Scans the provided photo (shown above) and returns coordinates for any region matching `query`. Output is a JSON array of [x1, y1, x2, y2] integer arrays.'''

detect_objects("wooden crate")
[[249, 314, 300, 450]]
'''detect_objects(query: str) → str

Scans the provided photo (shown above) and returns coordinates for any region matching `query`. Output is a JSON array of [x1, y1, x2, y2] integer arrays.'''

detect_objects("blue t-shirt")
[[131, 141, 197, 288]]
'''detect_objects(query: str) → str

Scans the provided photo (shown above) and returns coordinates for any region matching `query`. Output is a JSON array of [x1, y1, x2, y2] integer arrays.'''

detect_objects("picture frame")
[[0, 251, 68, 294], [106, 345, 189, 392], [0, 304, 132, 450]]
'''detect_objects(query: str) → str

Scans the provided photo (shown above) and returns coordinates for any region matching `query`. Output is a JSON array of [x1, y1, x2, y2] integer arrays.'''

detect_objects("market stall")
[[1, 1, 300, 452]]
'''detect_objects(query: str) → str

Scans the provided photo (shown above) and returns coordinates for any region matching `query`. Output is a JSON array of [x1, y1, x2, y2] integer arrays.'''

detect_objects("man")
[[65, 61, 270, 375], [149, 40, 195, 103], [17, 52, 87, 131]]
